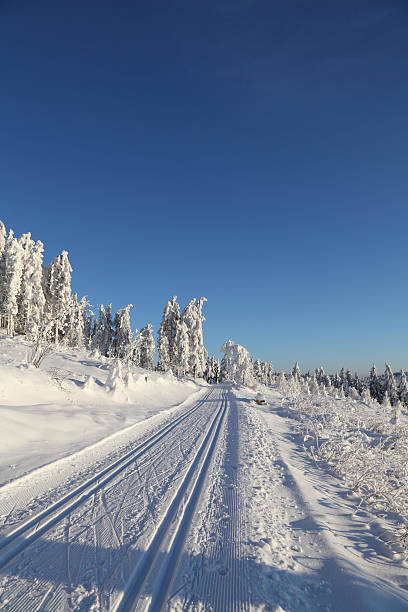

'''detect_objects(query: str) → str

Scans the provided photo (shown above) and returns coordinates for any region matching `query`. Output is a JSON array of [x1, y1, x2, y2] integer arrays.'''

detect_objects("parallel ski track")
[[0, 388, 215, 572], [115, 390, 228, 612]]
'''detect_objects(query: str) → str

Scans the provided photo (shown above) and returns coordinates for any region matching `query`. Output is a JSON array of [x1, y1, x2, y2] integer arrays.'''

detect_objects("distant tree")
[[220, 340, 254, 386], [92, 304, 113, 356], [137, 323, 155, 370], [43, 250, 73, 343], [180, 297, 208, 377], [384, 363, 398, 406], [157, 296, 180, 371], [292, 361, 301, 382], [398, 369, 408, 407], [111, 304, 133, 359], [176, 320, 190, 376], [369, 364, 382, 403], [0, 230, 24, 335], [17, 236, 46, 339]]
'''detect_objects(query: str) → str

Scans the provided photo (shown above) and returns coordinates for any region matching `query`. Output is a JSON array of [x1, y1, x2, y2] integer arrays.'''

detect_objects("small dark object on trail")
[[255, 393, 266, 405]]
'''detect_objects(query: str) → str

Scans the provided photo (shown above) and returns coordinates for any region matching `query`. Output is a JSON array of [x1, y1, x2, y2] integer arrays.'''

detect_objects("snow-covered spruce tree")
[[253, 359, 263, 382], [205, 355, 221, 384], [43, 250, 73, 343], [204, 356, 213, 383], [176, 320, 190, 376], [220, 340, 255, 386], [157, 296, 180, 371], [265, 362, 274, 385], [91, 304, 114, 356], [220, 339, 235, 382], [369, 364, 382, 403], [137, 324, 155, 370], [17, 234, 46, 338], [398, 369, 408, 407], [0, 220, 6, 259], [180, 297, 208, 377], [66, 295, 92, 348], [157, 333, 170, 372], [0, 230, 24, 335], [0, 220, 7, 316], [111, 304, 133, 360], [213, 358, 221, 383], [292, 361, 301, 382], [384, 363, 398, 406]]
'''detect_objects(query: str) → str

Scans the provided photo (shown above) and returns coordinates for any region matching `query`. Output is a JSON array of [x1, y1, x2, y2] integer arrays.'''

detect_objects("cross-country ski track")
[[1, 385, 408, 611]]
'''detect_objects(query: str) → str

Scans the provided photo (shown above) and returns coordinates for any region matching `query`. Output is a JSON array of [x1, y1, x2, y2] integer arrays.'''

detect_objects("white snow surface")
[[0, 338, 408, 611], [0, 334, 205, 484]]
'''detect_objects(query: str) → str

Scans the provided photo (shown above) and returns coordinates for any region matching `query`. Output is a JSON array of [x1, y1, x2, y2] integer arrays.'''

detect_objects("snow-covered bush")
[[278, 375, 408, 553]]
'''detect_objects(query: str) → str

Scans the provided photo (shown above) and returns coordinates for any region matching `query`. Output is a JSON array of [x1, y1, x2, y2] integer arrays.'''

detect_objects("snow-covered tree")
[[180, 297, 208, 377], [369, 364, 382, 403], [66, 294, 91, 348], [157, 296, 180, 371], [0, 220, 6, 262], [220, 340, 255, 386], [43, 250, 73, 343], [17, 234, 46, 338], [384, 363, 398, 406], [137, 323, 155, 370], [0, 230, 24, 335], [92, 303, 114, 356], [157, 333, 170, 372], [176, 320, 190, 376], [398, 369, 408, 407], [111, 304, 133, 360], [292, 361, 301, 382]]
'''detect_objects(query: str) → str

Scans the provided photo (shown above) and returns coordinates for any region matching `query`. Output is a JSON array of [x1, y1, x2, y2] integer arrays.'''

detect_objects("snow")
[[0, 334, 205, 485], [0, 337, 408, 611]]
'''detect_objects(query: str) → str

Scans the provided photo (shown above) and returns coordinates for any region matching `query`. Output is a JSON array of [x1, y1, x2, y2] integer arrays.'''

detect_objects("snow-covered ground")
[[1, 338, 408, 611], [0, 334, 205, 485]]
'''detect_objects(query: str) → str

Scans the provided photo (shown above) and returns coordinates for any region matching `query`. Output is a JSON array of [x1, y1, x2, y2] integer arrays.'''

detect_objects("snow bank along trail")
[[0, 388, 225, 610], [238, 387, 408, 612]]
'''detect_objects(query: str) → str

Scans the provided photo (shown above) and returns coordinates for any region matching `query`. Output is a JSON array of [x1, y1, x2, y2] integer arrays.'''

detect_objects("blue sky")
[[1, 0, 407, 374]]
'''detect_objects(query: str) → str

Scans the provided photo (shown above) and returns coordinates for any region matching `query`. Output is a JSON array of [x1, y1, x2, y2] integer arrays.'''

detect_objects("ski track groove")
[[114, 391, 228, 612], [188, 391, 250, 612], [0, 388, 220, 611], [0, 389, 214, 574]]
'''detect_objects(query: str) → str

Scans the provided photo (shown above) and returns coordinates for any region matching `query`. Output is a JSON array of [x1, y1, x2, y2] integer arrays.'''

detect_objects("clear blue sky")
[[1, 0, 407, 375]]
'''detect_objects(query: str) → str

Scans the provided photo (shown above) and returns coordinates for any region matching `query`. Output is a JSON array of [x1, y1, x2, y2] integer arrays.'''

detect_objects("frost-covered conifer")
[[254, 359, 263, 381], [0, 230, 24, 335], [177, 320, 190, 376], [66, 295, 91, 348], [369, 364, 382, 403], [17, 234, 46, 338], [384, 363, 398, 406], [0, 220, 6, 258], [220, 341, 254, 386], [157, 334, 170, 372], [137, 323, 155, 370], [43, 250, 73, 343], [179, 297, 208, 377], [204, 355, 215, 383], [213, 358, 220, 383], [157, 296, 180, 371], [382, 390, 391, 410], [309, 374, 320, 395], [111, 304, 133, 360], [92, 304, 113, 356], [292, 361, 301, 382], [398, 369, 408, 407], [220, 339, 235, 382]]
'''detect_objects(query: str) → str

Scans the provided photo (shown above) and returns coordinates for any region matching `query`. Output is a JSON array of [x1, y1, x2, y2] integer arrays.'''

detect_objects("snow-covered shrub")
[[278, 376, 408, 553]]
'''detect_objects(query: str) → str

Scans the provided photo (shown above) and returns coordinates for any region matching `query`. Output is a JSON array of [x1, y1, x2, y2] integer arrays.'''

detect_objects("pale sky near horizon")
[[1, 0, 407, 375]]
